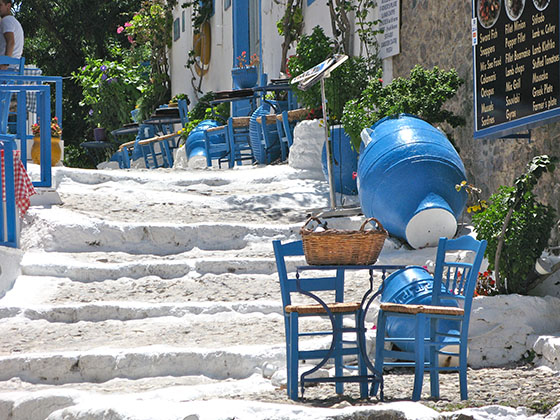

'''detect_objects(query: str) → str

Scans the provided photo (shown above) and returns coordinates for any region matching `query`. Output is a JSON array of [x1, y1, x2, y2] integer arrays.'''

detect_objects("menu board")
[[472, 0, 560, 138]]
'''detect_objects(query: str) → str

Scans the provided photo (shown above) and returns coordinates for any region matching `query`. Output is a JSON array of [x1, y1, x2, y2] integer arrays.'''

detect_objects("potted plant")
[[287, 26, 371, 195], [231, 51, 259, 89], [31, 117, 63, 166]]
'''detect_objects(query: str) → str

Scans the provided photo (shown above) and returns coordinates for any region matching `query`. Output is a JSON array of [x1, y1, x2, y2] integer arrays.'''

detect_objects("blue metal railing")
[[0, 134, 17, 248], [0, 76, 62, 188]]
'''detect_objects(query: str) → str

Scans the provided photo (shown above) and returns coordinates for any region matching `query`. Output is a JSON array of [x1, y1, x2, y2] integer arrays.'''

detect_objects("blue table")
[[295, 263, 406, 399]]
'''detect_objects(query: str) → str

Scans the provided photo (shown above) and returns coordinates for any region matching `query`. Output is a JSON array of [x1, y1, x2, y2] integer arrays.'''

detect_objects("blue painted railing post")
[[1, 134, 17, 248]]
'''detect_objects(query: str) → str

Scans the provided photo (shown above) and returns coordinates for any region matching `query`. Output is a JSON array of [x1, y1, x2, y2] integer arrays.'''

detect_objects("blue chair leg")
[[276, 117, 288, 161], [160, 139, 173, 167], [429, 318, 440, 399], [226, 122, 236, 169], [459, 349, 468, 400], [413, 313, 426, 401], [288, 313, 300, 400], [333, 314, 344, 395], [356, 308, 369, 398], [372, 310, 387, 397], [120, 148, 131, 169]]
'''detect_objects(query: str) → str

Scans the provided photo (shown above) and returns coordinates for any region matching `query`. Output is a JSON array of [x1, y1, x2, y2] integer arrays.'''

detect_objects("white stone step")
[[20, 250, 282, 280], [22, 207, 300, 254], [0, 345, 286, 384], [0, 374, 279, 420], [0, 300, 283, 322]]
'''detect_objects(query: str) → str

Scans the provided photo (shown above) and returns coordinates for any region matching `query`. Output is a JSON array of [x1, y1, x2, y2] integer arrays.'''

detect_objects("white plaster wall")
[[169, 0, 378, 108], [169, 3, 235, 106]]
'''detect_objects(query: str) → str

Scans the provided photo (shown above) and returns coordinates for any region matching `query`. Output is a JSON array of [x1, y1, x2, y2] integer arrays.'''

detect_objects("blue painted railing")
[[0, 134, 17, 248], [0, 75, 62, 188]]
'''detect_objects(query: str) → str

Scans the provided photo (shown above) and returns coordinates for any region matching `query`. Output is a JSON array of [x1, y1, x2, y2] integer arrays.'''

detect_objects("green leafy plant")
[[119, 0, 173, 119], [341, 65, 466, 150], [171, 93, 191, 106], [287, 26, 371, 124], [471, 155, 557, 294], [277, 0, 303, 74], [327, 0, 382, 71], [72, 57, 143, 133], [63, 144, 96, 169]]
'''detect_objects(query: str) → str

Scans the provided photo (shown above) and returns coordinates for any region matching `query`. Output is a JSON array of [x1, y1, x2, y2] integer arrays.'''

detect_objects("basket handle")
[[360, 217, 386, 233], [301, 216, 328, 232]]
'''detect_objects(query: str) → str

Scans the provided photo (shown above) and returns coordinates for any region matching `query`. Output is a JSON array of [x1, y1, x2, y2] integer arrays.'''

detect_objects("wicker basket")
[[300, 216, 388, 265]]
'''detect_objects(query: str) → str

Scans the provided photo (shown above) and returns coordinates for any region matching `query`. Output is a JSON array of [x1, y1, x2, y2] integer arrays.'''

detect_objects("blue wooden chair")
[[0, 55, 25, 75], [203, 124, 230, 168], [275, 108, 308, 161], [273, 239, 369, 401], [373, 236, 487, 401], [255, 113, 282, 164], [225, 116, 254, 167]]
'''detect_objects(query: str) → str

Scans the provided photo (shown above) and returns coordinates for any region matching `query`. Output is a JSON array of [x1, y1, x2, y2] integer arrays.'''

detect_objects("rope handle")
[[302, 216, 386, 234], [359, 217, 387, 234], [301, 216, 328, 232]]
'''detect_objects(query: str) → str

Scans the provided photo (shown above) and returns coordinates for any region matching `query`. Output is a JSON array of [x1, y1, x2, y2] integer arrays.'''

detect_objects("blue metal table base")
[[295, 264, 406, 400]]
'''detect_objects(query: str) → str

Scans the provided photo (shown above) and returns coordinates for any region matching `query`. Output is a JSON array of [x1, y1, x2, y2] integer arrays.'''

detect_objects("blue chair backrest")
[[272, 239, 344, 308], [178, 99, 189, 126], [0, 90, 11, 133], [431, 236, 487, 317], [0, 55, 25, 75]]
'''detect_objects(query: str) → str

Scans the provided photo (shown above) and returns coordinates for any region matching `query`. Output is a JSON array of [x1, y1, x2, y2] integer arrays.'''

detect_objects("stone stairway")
[[1, 165, 339, 419]]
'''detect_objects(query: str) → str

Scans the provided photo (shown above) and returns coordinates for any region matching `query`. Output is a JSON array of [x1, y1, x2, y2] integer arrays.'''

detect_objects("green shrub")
[[341, 65, 465, 150], [471, 156, 557, 295], [287, 26, 371, 123]]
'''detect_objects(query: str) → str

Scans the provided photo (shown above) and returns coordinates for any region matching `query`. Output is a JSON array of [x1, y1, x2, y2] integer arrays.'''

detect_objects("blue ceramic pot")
[[357, 114, 467, 248], [231, 67, 258, 89], [321, 126, 358, 195]]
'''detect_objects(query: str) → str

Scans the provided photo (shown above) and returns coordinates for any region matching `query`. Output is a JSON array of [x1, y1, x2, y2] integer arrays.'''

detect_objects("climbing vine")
[[184, 0, 214, 97], [276, 0, 303, 74]]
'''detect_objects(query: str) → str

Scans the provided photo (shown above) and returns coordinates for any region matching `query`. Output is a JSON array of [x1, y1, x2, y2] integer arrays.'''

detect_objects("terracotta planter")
[[31, 135, 62, 166]]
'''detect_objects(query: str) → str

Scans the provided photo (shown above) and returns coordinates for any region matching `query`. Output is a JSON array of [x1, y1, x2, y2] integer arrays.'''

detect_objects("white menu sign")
[[378, 0, 400, 59]]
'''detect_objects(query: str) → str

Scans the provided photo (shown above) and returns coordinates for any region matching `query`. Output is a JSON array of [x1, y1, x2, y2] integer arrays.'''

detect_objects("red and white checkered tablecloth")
[[1, 149, 36, 217]]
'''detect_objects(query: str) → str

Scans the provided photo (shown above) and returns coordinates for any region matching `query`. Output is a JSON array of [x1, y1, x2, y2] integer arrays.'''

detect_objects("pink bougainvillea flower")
[[117, 26, 124, 34], [124, 22, 132, 27], [378, 78, 383, 83], [128, 35, 134, 44]]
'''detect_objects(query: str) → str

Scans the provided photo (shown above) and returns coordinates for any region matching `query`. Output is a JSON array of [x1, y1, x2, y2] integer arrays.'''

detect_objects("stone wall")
[[392, 0, 560, 241]]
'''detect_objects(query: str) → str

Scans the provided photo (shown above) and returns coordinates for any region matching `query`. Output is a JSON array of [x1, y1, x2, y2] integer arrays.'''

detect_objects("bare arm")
[[4, 31, 14, 57]]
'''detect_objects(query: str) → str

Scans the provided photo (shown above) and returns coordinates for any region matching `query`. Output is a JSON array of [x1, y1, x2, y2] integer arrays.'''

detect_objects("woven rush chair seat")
[[285, 301, 362, 314], [206, 125, 226, 133], [380, 302, 465, 316], [257, 114, 277, 125], [118, 132, 178, 152], [231, 116, 251, 128], [277, 108, 309, 123]]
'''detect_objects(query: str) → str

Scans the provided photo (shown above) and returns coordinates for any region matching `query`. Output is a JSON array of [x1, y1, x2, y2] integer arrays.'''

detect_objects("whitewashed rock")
[[0, 245, 22, 298], [172, 145, 189, 169], [288, 119, 324, 177], [469, 294, 560, 368]]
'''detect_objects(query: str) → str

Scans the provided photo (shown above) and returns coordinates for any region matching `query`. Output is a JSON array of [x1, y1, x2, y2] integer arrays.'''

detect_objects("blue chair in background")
[[226, 116, 254, 168], [203, 124, 230, 168], [275, 108, 308, 161], [373, 236, 487, 401], [0, 55, 25, 75], [273, 239, 369, 401]]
